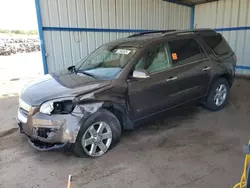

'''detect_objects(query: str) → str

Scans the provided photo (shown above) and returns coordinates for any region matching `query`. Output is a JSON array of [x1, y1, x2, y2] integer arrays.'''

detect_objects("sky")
[[0, 0, 38, 30]]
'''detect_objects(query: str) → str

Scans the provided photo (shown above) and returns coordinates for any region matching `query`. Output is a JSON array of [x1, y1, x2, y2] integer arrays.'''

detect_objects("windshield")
[[75, 45, 137, 80]]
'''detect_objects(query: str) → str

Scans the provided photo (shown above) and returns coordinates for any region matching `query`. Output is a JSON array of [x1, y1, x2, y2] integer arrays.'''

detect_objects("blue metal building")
[[34, 0, 250, 75]]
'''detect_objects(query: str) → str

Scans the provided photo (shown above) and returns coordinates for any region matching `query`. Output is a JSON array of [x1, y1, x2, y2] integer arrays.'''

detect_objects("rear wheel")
[[204, 78, 230, 111], [72, 109, 121, 157]]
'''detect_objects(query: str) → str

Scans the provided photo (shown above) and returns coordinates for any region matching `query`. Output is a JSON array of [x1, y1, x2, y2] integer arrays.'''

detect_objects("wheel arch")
[[207, 72, 233, 95], [71, 106, 123, 157], [75, 101, 134, 131], [219, 72, 233, 86], [204, 75, 230, 111], [102, 102, 134, 130]]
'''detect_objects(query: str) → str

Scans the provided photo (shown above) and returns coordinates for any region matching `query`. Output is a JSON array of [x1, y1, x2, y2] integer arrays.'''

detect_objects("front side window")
[[75, 45, 137, 80], [134, 45, 172, 74], [168, 38, 206, 66]]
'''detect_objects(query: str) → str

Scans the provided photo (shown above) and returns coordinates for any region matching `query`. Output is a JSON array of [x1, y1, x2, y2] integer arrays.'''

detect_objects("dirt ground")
[[0, 52, 42, 133], [0, 78, 250, 188]]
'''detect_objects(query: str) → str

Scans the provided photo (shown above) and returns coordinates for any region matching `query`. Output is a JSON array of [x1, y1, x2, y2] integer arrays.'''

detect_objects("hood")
[[20, 69, 111, 106]]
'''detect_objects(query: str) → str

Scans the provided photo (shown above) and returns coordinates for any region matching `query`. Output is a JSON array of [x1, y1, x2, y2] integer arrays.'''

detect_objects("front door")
[[128, 45, 183, 120]]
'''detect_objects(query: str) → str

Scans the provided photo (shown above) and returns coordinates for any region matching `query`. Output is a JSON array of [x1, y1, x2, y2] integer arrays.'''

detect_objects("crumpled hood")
[[20, 70, 111, 106]]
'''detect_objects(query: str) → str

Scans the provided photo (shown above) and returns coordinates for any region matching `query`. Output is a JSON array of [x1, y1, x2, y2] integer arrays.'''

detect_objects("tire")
[[72, 109, 121, 158], [204, 78, 230, 111]]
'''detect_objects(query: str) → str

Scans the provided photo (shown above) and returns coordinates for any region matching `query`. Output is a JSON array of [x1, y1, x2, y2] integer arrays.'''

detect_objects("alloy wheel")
[[81, 121, 112, 157], [214, 84, 227, 106]]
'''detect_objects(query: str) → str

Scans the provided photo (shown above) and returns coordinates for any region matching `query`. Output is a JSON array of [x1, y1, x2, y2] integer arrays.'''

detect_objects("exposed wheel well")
[[219, 73, 232, 86], [104, 106, 123, 126], [102, 105, 134, 130]]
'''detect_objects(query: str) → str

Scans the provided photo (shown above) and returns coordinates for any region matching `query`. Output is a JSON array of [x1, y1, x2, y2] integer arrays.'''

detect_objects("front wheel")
[[72, 109, 121, 158], [204, 78, 230, 111]]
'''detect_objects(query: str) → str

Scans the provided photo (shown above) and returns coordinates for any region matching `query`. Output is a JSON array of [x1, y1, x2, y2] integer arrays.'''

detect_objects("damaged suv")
[[18, 29, 236, 157]]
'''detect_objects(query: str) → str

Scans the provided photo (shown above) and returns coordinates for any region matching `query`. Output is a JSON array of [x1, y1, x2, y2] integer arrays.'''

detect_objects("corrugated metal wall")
[[39, 0, 191, 73], [195, 0, 250, 75]]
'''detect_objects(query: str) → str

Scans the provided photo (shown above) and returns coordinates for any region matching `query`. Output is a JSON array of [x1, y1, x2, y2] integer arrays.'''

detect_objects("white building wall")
[[39, 0, 191, 73], [195, 0, 250, 75]]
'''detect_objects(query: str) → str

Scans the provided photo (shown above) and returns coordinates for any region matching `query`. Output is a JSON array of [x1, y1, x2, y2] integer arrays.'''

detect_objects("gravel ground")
[[0, 78, 250, 188]]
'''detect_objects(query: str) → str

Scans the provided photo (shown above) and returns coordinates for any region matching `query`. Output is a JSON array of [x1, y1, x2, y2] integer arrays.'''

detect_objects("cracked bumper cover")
[[17, 102, 103, 144]]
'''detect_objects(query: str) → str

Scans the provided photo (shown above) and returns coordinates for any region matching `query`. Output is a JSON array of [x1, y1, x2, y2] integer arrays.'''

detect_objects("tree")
[[0, 29, 38, 35]]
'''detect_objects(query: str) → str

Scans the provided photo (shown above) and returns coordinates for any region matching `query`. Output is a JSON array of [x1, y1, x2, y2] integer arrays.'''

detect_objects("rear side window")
[[168, 39, 207, 66], [202, 34, 232, 56]]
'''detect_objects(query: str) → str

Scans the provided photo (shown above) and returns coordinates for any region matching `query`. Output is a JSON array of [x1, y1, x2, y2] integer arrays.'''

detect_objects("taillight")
[[234, 55, 237, 62]]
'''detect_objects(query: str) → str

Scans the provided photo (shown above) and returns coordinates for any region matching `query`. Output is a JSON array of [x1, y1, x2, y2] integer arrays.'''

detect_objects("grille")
[[37, 128, 49, 138], [19, 107, 28, 117], [36, 128, 57, 139]]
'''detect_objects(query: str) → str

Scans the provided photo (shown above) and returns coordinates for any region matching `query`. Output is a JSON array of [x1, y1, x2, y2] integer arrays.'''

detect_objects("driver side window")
[[134, 45, 172, 74]]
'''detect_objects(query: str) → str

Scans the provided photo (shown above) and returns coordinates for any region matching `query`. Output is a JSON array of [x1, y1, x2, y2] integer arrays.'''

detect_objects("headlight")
[[40, 99, 74, 115], [40, 101, 54, 114]]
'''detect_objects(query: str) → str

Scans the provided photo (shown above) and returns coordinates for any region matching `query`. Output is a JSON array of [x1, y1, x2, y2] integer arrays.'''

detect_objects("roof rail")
[[128, 30, 177, 38], [161, 28, 216, 36]]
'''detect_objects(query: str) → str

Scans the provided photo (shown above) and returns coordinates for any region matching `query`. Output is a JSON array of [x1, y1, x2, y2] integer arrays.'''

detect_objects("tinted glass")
[[168, 39, 206, 66], [135, 45, 171, 74], [202, 34, 232, 56]]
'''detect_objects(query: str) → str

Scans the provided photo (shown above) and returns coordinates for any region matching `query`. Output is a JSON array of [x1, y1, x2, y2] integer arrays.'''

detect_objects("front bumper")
[[17, 106, 84, 144]]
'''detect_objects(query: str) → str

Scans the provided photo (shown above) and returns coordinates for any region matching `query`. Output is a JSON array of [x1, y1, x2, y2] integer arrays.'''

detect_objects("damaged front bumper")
[[18, 108, 83, 143], [17, 98, 105, 151], [17, 102, 104, 151], [27, 138, 67, 151]]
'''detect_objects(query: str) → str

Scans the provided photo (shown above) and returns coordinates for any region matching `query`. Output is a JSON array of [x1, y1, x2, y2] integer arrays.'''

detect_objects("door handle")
[[166, 77, 178, 82], [202, 67, 211, 71]]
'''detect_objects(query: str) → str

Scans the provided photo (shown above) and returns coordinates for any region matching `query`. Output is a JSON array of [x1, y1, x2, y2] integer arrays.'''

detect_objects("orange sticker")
[[172, 53, 178, 60]]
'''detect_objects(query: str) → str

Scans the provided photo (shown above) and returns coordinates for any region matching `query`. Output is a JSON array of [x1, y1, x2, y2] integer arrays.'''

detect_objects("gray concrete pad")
[[0, 78, 249, 188]]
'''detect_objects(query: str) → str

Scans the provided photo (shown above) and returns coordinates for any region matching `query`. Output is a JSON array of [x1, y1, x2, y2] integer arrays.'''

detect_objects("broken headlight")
[[40, 99, 74, 115]]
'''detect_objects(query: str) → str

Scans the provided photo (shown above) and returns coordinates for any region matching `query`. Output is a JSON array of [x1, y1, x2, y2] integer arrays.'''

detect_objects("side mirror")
[[132, 69, 150, 79]]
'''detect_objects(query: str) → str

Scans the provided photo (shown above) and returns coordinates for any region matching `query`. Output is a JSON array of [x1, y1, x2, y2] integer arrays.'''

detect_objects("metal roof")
[[184, 0, 218, 4], [165, 0, 219, 5]]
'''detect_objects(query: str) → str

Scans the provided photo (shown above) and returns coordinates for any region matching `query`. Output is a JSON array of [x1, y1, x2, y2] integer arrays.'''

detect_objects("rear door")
[[166, 36, 212, 103]]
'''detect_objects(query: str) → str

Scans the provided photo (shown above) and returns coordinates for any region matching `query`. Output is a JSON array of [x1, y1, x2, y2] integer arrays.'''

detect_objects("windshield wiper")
[[69, 66, 96, 78], [78, 70, 97, 79]]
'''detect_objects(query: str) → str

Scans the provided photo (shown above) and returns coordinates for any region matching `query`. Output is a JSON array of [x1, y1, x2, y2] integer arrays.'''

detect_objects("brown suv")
[[17, 29, 236, 157]]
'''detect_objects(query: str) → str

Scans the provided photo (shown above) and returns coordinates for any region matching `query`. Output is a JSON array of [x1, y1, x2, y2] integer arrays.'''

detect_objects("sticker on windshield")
[[116, 49, 131, 55]]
